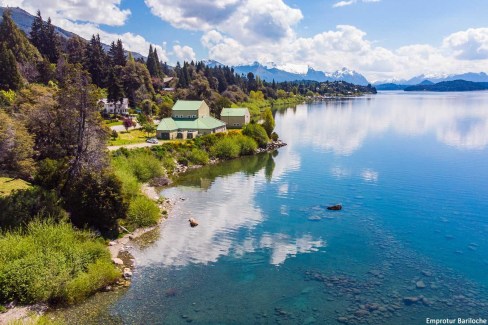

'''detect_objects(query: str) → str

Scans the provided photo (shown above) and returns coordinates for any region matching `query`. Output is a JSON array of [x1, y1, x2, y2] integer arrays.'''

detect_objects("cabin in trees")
[[99, 98, 129, 115], [156, 100, 227, 140], [220, 108, 250, 129]]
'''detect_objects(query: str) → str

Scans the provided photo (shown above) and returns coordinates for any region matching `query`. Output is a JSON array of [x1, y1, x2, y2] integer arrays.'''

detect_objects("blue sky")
[[2, 0, 488, 81]]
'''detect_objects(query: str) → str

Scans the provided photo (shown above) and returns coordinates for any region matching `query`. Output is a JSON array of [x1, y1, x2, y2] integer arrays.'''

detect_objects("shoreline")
[[0, 141, 287, 324]]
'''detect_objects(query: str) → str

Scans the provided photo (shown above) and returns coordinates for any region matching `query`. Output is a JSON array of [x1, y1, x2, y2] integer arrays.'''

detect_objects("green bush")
[[127, 196, 160, 228], [186, 148, 210, 165], [234, 135, 258, 156], [65, 259, 120, 305], [128, 152, 163, 182], [210, 138, 241, 160], [242, 124, 269, 148], [0, 187, 67, 231], [0, 219, 118, 305]]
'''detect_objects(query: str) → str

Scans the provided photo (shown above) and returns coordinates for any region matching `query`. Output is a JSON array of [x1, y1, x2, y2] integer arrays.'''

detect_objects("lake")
[[57, 92, 488, 324]]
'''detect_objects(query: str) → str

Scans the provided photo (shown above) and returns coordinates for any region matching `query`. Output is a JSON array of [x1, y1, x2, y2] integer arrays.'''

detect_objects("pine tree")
[[66, 35, 86, 65], [29, 12, 59, 63], [146, 44, 157, 77], [108, 39, 126, 67], [107, 66, 125, 114], [0, 43, 22, 90], [0, 10, 42, 64], [84, 34, 108, 88], [43, 18, 60, 63], [30, 10, 43, 50], [153, 48, 163, 77]]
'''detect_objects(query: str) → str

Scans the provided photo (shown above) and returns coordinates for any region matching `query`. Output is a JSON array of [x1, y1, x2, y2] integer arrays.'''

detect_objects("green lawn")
[[0, 177, 31, 196], [109, 129, 156, 146], [104, 120, 123, 127]]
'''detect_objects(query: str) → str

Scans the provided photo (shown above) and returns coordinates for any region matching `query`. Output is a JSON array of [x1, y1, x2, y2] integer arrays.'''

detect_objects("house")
[[156, 100, 227, 140], [220, 108, 250, 129], [99, 98, 129, 115]]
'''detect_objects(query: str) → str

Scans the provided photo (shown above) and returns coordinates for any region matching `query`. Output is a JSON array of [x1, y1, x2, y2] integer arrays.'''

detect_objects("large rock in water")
[[189, 218, 199, 227]]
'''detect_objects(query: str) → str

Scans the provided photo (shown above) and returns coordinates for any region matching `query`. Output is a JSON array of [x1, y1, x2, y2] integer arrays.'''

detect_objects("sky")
[[1, 0, 488, 81]]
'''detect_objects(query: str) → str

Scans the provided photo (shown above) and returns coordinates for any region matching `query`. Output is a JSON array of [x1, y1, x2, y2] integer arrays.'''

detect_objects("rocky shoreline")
[[0, 140, 288, 324]]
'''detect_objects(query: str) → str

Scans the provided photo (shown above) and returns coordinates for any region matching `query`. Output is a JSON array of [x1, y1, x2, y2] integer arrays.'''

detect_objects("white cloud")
[[3, 0, 130, 26], [172, 44, 196, 62], [333, 0, 380, 8], [443, 28, 488, 60], [2, 0, 169, 60]]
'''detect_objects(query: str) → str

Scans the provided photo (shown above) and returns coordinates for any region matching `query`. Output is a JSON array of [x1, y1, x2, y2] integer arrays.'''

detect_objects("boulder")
[[189, 218, 199, 227], [112, 258, 124, 266], [123, 268, 133, 279], [327, 204, 342, 211]]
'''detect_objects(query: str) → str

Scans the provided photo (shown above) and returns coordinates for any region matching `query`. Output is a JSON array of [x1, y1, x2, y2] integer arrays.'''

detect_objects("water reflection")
[[136, 153, 325, 267], [276, 92, 488, 154]]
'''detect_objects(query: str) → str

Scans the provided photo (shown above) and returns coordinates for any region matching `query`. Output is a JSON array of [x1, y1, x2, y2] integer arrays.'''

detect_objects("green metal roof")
[[172, 100, 204, 111], [157, 117, 226, 132], [220, 108, 249, 117], [156, 118, 178, 131]]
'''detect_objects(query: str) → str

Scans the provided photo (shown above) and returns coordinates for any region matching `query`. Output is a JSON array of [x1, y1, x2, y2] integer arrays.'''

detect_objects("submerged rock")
[[403, 297, 419, 305], [416, 280, 426, 289], [308, 216, 322, 221]]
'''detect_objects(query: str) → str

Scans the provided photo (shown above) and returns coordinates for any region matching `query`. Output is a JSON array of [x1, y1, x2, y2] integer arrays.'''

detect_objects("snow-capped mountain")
[[231, 62, 370, 85], [374, 72, 488, 85]]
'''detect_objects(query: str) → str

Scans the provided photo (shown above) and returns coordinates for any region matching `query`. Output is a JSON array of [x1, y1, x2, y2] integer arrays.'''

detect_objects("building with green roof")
[[220, 107, 250, 129], [156, 100, 226, 140]]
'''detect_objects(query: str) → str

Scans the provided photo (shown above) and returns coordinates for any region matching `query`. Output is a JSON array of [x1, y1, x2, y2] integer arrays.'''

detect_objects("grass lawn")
[[109, 129, 156, 146], [106, 120, 123, 127], [0, 177, 31, 196]]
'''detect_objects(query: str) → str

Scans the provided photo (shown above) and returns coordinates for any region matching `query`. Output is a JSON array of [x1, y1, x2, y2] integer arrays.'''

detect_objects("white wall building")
[[100, 98, 129, 115]]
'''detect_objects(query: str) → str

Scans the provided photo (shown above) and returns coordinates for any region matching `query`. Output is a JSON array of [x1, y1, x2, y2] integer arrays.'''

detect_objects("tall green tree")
[[84, 34, 108, 88], [108, 39, 126, 67], [123, 54, 154, 107], [43, 18, 60, 63], [107, 66, 125, 113], [262, 108, 275, 137], [0, 43, 22, 91], [0, 10, 42, 64], [66, 35, 87, 65]]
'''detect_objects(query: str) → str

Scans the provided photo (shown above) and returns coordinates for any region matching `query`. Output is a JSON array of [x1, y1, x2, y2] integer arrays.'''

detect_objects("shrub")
[[242, 124, 269, 148], [65, 259, 120, 305], [0, 219, 118, 305], [234, 135, 258, 156], [210, 138, 240, 160], [127, 152, 163, 182], [0, 187, 67, 231], [186, 148, 209, 165], [64, 172, 127, 238], [271, 132, 279, 141], [126, 196, 160, 228]]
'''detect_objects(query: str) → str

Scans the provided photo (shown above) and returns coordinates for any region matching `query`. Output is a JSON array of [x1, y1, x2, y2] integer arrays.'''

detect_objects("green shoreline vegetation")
[[0, 7, 375, 323]]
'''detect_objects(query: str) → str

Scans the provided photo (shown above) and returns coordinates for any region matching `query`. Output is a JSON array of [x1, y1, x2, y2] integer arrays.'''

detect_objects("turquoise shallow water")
[[65, 92, 488, 324]]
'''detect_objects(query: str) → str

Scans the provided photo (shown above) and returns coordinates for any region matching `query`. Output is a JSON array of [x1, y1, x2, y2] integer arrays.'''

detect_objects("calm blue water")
[[66, 92, 488, 324]]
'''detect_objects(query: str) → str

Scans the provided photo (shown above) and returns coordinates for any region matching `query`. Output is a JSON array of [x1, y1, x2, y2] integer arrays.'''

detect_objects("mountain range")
[[374, 72, 488, 87], [205, 60, 371, 85]]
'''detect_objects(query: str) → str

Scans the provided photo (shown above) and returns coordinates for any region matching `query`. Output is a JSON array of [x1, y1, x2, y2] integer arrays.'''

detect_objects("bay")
[[56, 91, 488, 324]]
